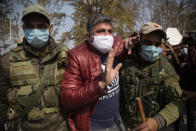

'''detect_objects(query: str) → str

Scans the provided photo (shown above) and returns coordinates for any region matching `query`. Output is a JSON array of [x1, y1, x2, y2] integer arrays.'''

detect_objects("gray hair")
[[87, 14, 112, 33]]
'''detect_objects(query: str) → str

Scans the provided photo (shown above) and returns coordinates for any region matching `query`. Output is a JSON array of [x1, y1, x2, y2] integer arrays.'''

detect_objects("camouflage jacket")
[[120, 53, 183, 130], [0, 37, 69, 131]]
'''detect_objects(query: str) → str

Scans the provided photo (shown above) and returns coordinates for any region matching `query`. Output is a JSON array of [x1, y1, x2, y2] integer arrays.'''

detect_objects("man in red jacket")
[[61, 14, 127, 131]]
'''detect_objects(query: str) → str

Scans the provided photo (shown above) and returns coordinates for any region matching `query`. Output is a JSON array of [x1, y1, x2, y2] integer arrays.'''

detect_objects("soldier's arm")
[[0, 53, 10, 130], [154, 60, 183, 129]]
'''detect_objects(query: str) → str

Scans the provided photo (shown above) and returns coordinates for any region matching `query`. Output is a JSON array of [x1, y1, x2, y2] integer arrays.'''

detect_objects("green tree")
[[0, 0, 23, 51], [37, 0, 67, 37], [134, 0, 196, 33], [60, 0, 135, 46], [183, 0, 196, 32]]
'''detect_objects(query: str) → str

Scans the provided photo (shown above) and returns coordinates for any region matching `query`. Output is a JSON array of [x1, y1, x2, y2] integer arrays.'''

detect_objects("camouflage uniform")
[[120, 53, 183, 131], [0, 38, 69, 131]]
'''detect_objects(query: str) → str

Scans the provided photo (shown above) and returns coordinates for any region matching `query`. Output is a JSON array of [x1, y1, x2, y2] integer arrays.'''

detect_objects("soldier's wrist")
[[153, 114, 166, 130]]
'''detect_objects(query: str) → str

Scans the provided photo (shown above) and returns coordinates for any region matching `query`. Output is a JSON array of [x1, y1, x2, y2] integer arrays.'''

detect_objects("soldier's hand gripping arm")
[[124, 32, 140, 55]]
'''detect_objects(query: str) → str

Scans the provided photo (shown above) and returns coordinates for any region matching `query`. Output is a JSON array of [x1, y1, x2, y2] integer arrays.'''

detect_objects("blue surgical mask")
[[140, 45, 162, 62], [24, 29, 49, 48]]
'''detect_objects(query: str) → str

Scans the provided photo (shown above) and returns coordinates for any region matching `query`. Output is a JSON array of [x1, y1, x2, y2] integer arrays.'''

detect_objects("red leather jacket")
[[61, 37, 125, 131]]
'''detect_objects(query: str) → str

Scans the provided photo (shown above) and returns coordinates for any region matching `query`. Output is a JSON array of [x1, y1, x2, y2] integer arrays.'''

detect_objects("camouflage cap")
[[22, 4, 50, 23], [140, 22, 166, 39]]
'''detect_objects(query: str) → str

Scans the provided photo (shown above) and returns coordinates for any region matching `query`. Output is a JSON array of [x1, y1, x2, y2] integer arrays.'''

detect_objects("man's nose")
[[104, 32, 109, 35]]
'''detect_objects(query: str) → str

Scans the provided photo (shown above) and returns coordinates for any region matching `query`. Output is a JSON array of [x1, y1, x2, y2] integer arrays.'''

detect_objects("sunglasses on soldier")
[[142, 40, 161, 47]]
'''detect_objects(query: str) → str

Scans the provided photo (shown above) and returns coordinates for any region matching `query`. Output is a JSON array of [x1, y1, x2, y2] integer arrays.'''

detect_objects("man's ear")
[[49, 24, 53, 35], [86, 32, 93, 43]]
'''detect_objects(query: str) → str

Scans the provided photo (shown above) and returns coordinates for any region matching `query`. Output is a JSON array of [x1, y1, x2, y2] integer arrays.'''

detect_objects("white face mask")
[[91, 35, 114, 54]]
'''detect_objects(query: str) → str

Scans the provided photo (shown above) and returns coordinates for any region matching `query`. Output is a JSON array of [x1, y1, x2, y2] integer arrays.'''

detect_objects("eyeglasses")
[[23, 24, 49, 29], [142, 40, 161, 47]]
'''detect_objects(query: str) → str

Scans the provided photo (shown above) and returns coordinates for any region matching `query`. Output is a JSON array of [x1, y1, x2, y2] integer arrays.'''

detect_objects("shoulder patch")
[[10, 48, 29, 62]]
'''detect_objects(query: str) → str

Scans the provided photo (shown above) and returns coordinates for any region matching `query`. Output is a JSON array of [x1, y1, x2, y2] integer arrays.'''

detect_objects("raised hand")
[[99, 47, 122, 89], [124, 34, 140, 55]]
